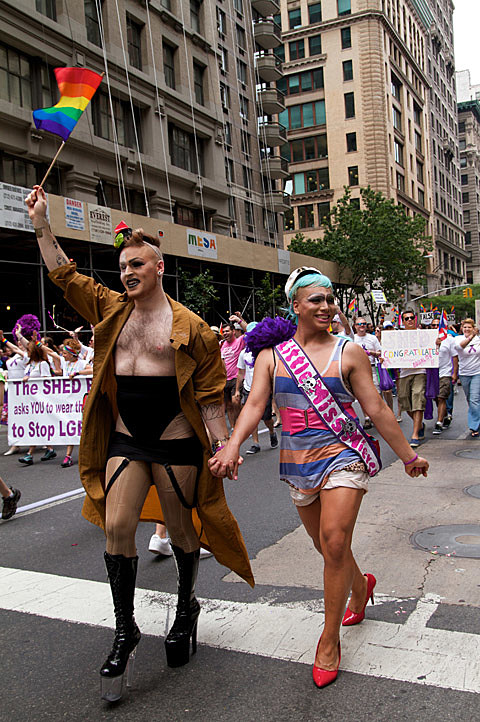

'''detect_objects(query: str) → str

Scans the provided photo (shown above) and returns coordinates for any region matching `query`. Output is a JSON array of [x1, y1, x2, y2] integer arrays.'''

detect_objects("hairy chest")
[[115, 308, 175, 365]]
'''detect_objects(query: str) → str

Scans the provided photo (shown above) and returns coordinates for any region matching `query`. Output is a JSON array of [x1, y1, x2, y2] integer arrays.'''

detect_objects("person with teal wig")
[[210, 267, 429, 689]]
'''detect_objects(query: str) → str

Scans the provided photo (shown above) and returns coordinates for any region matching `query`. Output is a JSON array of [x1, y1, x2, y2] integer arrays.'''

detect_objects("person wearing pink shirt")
[[220, 323, 245, 427]]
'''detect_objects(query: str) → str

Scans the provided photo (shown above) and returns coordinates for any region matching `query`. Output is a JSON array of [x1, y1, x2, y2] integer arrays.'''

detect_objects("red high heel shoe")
[[312, 637, 341, 688], [342, 573, 376, 626]]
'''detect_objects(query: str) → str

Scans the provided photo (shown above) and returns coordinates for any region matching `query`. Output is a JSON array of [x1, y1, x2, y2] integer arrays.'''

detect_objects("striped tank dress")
[[274, 337, 361, 492]]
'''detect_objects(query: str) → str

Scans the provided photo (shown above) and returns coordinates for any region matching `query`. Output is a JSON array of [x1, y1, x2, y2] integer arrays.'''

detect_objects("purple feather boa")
[[244, 316, 296, 359], [12, 314, 41, 341]]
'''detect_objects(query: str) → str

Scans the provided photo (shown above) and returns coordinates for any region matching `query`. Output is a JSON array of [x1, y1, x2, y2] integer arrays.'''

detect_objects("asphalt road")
[[2, 392, 480, 721]]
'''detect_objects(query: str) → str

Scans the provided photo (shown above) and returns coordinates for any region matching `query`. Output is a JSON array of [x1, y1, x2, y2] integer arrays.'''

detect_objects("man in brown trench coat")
[[26, 185, 253, 702]]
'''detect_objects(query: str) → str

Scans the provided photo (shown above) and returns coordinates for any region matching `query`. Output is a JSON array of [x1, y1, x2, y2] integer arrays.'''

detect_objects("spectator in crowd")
[[59, 337, 93, 467], [431, 318, 458, 435], [397, 310, 426, 447], [220, 321, 245, 428], [354, 317, 382, 428], [331, 308, 354, 340], [455, 318, 480, 438]]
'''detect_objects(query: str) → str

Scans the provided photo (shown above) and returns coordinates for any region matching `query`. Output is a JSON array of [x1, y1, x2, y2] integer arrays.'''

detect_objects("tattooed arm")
[[200, 403, 229, 447], [25, 186, 70, 271]]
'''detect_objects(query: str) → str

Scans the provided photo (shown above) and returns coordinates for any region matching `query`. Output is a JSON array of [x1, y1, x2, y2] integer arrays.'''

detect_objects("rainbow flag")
[[348, 298, 357, 315], [33, 68, 103, 142]]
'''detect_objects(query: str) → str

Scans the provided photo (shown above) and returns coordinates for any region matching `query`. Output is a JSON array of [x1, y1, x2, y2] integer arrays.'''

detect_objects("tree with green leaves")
[[254, 273, 284, 319], [178, 268, 219, 319], [288, 186, 432, 323], [419, 286, 479, 322]]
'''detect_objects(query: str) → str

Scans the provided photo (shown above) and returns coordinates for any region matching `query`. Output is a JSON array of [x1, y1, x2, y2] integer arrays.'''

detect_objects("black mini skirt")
[[107, 432, 203, 468]]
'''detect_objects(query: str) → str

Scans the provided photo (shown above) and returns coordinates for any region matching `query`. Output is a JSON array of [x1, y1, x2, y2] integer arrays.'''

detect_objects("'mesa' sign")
[[187, 229, 218, 259]]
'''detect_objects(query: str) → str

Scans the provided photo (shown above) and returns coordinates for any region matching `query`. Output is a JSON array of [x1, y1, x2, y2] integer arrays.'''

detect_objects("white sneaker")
[[200, 547, 213, 558], [148, 534, 173, 556]]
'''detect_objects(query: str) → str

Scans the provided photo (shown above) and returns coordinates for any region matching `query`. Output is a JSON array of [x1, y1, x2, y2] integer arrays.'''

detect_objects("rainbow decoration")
[[33, 68, 103, 142], [348, 298, 357, 315]]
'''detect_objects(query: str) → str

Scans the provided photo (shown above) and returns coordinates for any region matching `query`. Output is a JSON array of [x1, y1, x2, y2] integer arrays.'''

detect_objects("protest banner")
[[8, 376, 92, 446], [419, 311, 435, 325], [381, 329, 439, 369], [371, 289, 387, 305]]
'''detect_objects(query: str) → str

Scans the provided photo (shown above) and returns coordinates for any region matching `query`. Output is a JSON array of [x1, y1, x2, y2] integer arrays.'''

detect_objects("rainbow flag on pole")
[[33, 68, 103, 142], [348, 298, 357, 315]]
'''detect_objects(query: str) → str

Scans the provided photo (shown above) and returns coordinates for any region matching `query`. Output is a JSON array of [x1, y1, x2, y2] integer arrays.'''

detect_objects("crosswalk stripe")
[[1, 566, 479, 693]]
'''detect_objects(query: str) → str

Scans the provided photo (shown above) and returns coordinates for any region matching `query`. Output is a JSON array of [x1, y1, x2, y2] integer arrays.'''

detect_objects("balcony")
[[256, 53, 283, 82], [256, 87, 285, 115], [261, 155, 289, 179], [251, 0, 279, 16], [271, 191, 291, 212], [258, 120, 287, 146], [253, 20, 282, 50]]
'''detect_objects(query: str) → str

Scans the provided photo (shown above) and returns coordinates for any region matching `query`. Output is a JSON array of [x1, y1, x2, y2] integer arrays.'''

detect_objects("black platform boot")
[[164, 546, 201, 667], [100, 552, 141, 702]]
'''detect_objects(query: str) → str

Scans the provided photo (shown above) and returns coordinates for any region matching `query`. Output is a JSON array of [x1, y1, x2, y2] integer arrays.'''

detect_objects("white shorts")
[[289, 468, 369, 507]]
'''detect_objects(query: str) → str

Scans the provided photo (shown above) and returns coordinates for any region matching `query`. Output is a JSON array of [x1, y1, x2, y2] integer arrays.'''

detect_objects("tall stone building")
[[457, 98, 480, 284], [278, 0, 434, 254], [0, 0, 331, 329], [426, 0, 467, 293]]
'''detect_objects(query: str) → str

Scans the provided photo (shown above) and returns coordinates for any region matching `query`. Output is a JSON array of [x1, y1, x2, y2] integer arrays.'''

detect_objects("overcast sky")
[[453, 0, 480, 84]]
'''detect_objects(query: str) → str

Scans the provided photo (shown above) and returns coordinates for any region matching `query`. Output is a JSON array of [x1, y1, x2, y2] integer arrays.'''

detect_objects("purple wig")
[[12, 314, 41, 341], [244, 316, 296, 359]]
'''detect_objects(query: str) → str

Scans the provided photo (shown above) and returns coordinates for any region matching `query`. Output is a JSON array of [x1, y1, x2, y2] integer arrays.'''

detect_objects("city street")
[[2, 392, 480, 721]]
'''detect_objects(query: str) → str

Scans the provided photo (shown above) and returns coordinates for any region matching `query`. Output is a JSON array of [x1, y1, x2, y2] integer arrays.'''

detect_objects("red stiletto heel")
[[312, 636, 341, 688], [342, 573, 376, 626]]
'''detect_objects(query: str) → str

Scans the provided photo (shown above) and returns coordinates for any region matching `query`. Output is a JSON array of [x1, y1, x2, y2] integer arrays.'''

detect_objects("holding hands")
[[209, 442, 243, 480]]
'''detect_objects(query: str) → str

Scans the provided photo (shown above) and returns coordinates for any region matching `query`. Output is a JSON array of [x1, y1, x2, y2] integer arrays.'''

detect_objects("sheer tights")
[[105, 456, 199, 557]]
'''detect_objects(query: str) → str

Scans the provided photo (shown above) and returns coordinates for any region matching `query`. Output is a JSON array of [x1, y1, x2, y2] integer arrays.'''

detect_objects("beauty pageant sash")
[[275, 337, 381, 477]]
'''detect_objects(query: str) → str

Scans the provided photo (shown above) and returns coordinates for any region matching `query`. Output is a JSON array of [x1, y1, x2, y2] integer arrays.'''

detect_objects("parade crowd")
[[1, 184, 479, 702]]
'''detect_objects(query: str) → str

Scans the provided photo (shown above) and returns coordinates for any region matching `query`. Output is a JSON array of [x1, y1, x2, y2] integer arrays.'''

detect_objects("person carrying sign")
[[209, 267, 428, 689], [25, 186, 253, 703], [397, 310, 427, 447]]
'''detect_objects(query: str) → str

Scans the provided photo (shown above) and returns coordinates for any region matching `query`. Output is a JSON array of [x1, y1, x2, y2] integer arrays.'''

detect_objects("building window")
[[193, 62, 204, 104], [298, 204, 314, 228], [462, 192, 469, 203], [274, 44, 285, 62], [242, 165, 252, 189], [0, 151, 59, 195], [464, 210, 470, 224], [418, 189, 425, 207], [338, 0, 351, 16], [308, 3, 322, 23], [279, 100, 325, 129], [415, 131, 422, 153], [318, 202, 330, 223], [239, 95, 249, 119], [264, 209, 277, 233], [225, 121, 232, 146], [85, 0, 102, 46], [0, 45, 32, 108], [245, 200, 254, 226], [220, 83, 230, 109], [350, 197, 360, 209], [391, 74, 402, 101], [284, 207, 294, 231], [217, 7, 227, 35], [190, 0, 202, 33], [294, 168, 329, 194], [289, 40, 305, 60], [348, 166, 358, 186], [282, 68, 324, 96], [161, 0, 171, 9], [459, 138, 466, 150], [237, 58, 247, 84], [284, 134, 327, 162], [288, 8, 302, 29], [241, 130, 250, 155], [219, 46, 228, 73], [342, 59, 353, 81], [236, 24, 246, 50], [163, 43, 176, 89], [126, 16, 142, 70], [417, 161, 424, 183], [225, 157, 234, 182], [460, 157, 467, 168], [36, 0, 56, 20], [459, 121, 465, 133], [175, 204, 204, 229], [228, 196, 236, 221], [396, 171, 404, 191], [341, 27, 351, 49], [309, 35, 322, 56], [233, 0, 243, 15], [92, 92, 142, 149], [465, 231, 471, 244], [344, 92, 355, 118], [413, 101, 422, 126], [346, 132, 357, 152], [98, 181, 149, 216], [467, 271, 473, 284], [394, 140, 403, 166], [169, 124, 203, 174], [392, 106, 402, 131]]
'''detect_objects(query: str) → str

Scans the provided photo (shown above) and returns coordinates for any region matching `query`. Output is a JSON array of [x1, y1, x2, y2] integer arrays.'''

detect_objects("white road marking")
[[1, 566, 479, 693]]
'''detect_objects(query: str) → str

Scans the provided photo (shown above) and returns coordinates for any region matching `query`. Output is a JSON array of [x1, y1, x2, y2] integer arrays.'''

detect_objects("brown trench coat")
[[48, 263, 254, 587]]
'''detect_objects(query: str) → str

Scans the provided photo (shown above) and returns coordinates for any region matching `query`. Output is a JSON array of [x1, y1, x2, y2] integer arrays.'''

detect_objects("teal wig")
[[286, 272, 333, 321]]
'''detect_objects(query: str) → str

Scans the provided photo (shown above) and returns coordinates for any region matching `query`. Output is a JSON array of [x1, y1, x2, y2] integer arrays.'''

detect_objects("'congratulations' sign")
[[381, 329, 439, 369]]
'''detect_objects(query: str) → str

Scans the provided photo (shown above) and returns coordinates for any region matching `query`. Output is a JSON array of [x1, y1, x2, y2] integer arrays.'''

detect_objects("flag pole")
[[39, 141, 66, 188]]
